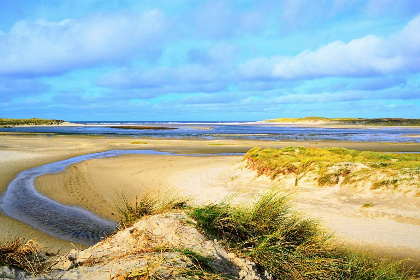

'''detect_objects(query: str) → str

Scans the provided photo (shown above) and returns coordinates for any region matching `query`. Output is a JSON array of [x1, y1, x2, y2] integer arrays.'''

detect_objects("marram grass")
[[116, 190, 416, 279], [2, 189, 414, 278], [244, 147, 420, 191], [0, 238, 48, 275], [191, 190, 415, 279], [116, 190, 188, 228], [266, 116, 420, 126], [0, 118, 64, 127]]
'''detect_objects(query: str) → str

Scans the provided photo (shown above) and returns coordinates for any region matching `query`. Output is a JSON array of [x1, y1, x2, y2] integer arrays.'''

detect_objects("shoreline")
[[3, 121, 420, 145], [2, 131, 420, 152], [258, 120, 420, 129], [3, 119, 420, 129]]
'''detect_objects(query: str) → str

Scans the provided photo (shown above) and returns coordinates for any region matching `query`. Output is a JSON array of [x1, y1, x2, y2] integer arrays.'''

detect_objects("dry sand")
[[1, 133, 420, 269], [34, 154, 283, 219]]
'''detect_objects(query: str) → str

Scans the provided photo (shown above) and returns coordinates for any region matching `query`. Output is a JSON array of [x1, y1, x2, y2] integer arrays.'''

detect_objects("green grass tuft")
[[179, 249, 217, 274], [362, 203, 375, 208], [178, 249, 236, 279], [191, 190, 415, 279], [116, 191, 188, 228]]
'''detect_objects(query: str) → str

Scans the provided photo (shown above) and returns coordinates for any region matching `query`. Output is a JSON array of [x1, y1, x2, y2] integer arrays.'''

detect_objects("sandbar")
[[109, 126, 177, 130]]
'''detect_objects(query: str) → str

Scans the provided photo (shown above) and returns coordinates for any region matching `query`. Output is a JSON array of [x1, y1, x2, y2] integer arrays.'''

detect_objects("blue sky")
[[0, 0, 419, 121]]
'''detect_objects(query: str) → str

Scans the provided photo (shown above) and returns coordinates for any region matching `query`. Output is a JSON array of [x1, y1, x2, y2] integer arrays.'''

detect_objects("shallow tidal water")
[[1, 121, 420, 143], [0, 150, 173, 245]]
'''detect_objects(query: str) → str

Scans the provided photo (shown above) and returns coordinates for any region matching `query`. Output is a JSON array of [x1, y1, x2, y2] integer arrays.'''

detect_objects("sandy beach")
[[1, 132, 420, 269]]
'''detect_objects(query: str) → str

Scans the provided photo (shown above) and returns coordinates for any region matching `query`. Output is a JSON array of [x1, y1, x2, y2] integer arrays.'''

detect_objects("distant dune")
[[266, 116, 420, 126], [0, 118, 65, 127]]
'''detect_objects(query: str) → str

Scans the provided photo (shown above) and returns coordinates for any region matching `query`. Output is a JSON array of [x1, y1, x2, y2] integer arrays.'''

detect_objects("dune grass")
[[111, 189, 416, 279], [115, 191, 188, 228], [130, 141, 148, 144], [266, 116, 333, 123], [0, 118, 65, 127], [244, 147, 420, 189], [2, 190, 412, 279], [245, 146, 420, 171], [113, 249, 231, 280], [266, 116, 420, 126], [177, 249, 233, 279], [0, 238, 48, 275], [191, 190, 414, 279]]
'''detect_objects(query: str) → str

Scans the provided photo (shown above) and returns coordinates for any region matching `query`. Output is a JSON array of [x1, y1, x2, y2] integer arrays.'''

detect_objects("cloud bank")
[[241, 15, 420, 80], [0, 9, 167, 76], [1, 1, 419, 120]]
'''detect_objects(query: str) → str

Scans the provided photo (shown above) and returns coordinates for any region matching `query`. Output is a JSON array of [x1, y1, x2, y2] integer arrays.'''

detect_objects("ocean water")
[[1, 121, 420, 143]]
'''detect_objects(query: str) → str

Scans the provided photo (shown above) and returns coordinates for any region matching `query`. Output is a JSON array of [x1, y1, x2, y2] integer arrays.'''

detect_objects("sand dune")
[[34, 153, 420, 266], [1, 133, 419, 267]]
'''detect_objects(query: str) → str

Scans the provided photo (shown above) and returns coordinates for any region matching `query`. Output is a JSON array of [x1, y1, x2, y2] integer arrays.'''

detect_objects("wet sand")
[[1, 133, 420, 264]]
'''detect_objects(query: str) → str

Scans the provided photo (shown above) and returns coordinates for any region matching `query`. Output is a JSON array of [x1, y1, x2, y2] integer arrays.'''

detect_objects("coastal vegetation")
[[191, 190, 412, 279], [115, 191, 414, 279], [1, 190, 416, 278], [244, 147, 420, 194], [266, 116, 420, 126], [130, 141, 148, 144], [1, 146, 419, 278], [0, 118, 65, 127], [0, 238, 47, 275], [116, 191, 188, 228]]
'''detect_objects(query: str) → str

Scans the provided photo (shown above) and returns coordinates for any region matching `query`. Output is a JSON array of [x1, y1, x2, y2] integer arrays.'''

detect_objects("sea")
[[1, 121, 420, 143]]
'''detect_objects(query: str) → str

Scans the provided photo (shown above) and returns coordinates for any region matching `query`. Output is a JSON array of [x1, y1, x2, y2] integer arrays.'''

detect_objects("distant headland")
[[0, 118, 66, 127], [266, 116, 420, 126]]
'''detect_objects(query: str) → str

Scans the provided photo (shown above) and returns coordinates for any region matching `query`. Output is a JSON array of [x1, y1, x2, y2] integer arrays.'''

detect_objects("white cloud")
[[239, 57, 281, 80], [0, 9, 167, 76], [240, 14, 420, 80]]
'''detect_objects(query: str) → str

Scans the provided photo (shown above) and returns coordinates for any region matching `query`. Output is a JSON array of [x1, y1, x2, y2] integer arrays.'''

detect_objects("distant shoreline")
[[2, 119, 420, 144], [259, 120, 420, 129], [264, 116, 420, 127], [2, 116, 420, 128], [4, 121, 420, 129]]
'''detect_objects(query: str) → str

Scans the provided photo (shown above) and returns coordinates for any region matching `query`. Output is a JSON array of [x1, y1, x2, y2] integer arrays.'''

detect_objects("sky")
[[0, 0, 420, 121]]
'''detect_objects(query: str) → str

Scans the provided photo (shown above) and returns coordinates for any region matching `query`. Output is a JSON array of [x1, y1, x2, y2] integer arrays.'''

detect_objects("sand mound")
[[1, 213, 270, 279]]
